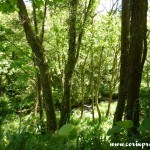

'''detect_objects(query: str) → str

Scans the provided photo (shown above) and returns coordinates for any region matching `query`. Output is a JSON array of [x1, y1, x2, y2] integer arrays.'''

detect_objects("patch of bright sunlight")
[[6, 119, 20, 132]]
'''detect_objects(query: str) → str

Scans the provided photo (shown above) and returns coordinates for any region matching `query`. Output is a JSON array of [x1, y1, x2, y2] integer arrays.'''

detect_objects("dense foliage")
[[0, 0, 150, 149]]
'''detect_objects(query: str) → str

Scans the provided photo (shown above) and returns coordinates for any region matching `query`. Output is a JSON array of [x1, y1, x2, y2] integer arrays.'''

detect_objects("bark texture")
[[59, 0, 96, 127], [59, 0, 78, 127], [127, 0, 148, 134], [113, 0, 130, 124], [17, 0, 57, 132]]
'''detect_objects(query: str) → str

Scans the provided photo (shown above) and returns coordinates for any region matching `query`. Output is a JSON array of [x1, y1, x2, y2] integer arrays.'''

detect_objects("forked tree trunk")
[[17, 0, 57, 132], [127, 0, 148, 135], [59, 0, 96, 127]]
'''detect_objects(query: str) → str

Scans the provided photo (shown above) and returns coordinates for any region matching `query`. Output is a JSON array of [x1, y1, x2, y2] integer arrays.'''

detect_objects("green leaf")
[[68, 128, 77, 140], [116, 120, 134, 129], [58, 124, 74, 137], [34, 0, 44, 8], [107, 125, 121, 135], [138, 117, 150, 132], [0, 0, 17, 13]]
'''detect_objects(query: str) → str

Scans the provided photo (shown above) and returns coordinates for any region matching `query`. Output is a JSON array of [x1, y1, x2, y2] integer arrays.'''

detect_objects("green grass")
[[1, 100, 150, 150]]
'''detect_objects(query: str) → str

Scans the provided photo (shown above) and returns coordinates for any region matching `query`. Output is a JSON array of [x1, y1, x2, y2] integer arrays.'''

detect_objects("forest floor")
[[0, 101, 117, 150], [1, 98, 150, 150]]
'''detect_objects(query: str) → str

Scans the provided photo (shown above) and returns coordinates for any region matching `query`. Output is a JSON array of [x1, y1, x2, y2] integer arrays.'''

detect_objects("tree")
[[113, 0, 148, 135], [113, 0, 130, 124], [59, 0, 78, 127], [17, 0, 57, 133], [126, 0, 148, 134], [59, 0, 96, 127]]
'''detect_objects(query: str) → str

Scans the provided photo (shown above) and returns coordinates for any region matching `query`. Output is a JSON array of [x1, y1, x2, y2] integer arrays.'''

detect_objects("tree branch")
[[32, 0, 38, 35], [75, 0, 95, 62], [17, 0, 44, 61], [40, 0, 48, 44]]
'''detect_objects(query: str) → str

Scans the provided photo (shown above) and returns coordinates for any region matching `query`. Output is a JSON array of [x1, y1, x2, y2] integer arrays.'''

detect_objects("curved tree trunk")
[[17, 0, 57, 133]]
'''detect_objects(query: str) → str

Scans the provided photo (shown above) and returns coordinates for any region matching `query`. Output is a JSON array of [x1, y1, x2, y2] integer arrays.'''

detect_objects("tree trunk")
[[90, 50, 95, 122], [113, 0, 130, 124], [80, 54, 88, 118], [37, 73, 43, 122], [0, 73, 3, 96], [127, 0, 148, 134], [106, 48, 119, 117], [59, 0, 78, 127], [17, 0, 57, 132], [94, 49, 103, 123], [59, 0, 96, 127]]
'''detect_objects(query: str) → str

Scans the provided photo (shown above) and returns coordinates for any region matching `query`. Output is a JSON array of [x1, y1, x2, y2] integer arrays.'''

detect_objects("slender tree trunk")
[[0, 73, 2, 96], [91, 50, 95, 122], [59, 0, 78, 127], [146, 65, 150, 88], [94, 49, 103, 123], [80, 42, 93, 118], [113, 0, 130, 124], [127, 0, 148, 134], [17, 0, 57, 132], [106, 48, 119, 117], [37, 73, 43, 122], [80, 56, 88, 118], [34, 73, 44, 133]]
